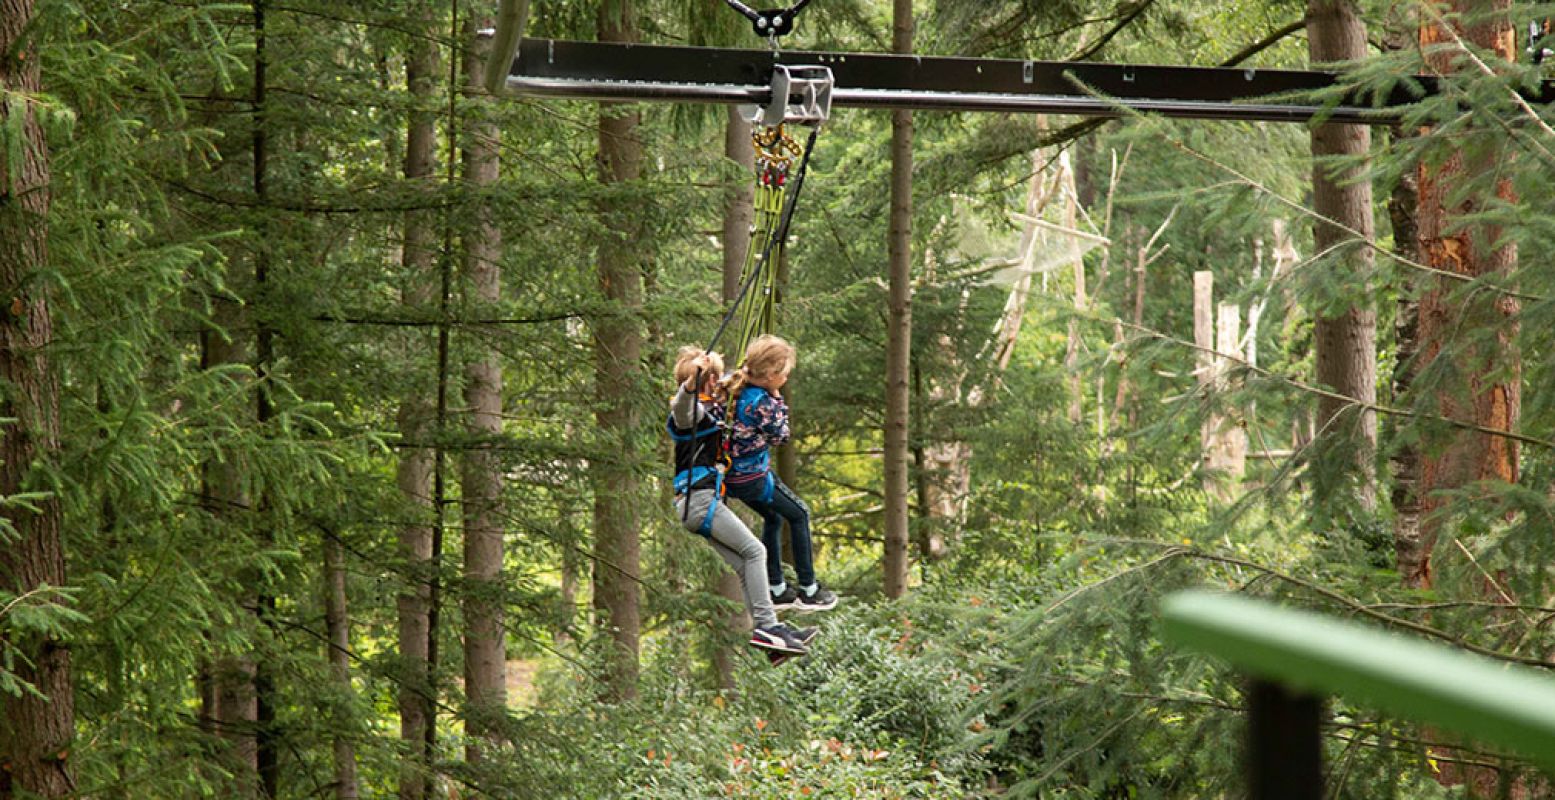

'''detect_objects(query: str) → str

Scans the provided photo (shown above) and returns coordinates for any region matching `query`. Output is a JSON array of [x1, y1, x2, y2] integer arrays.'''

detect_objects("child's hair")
[[674, 346, 724, 389], [722, 335, 796, 406]]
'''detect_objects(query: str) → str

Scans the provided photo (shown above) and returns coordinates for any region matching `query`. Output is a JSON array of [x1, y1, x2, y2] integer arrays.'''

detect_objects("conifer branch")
[[1153, 127, 1542, 303], [1220, 18, 1308, 67], [1417, 2, 1555, 144], [163, 178, 456, 214], [1100, 314, 1555, 451], [1067, 0, 1156, 62], [311, 312, 582, 326]]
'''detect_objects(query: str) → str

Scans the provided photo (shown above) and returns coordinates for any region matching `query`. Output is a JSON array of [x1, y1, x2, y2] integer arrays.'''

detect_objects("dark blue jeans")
[[726, 472, 815, 589]]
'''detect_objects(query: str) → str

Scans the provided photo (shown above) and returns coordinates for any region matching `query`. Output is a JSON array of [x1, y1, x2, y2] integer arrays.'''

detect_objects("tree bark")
[[0, 0, 74, 794], [882, 0, 915, 600], [395, 13, 441, 797], [1195, 274, 1245, 499], [712, 106, 754, 691], [1412, 17, 1520, 797], [1411, 0, 1520, 590], [1193, 270, 1217, 490], [592, 0, 644, 701], [1307, 0, 1378, 518], [1213, 302, 1247, 483], [722, 108, 754, 307], [250, 3, 279, 792], [1388, 123, 1425, 577], [1062, 150, 1086, 426], [322, 536, 361, 800], [460, 17, 507, 759], [200, 310, 258, 791]]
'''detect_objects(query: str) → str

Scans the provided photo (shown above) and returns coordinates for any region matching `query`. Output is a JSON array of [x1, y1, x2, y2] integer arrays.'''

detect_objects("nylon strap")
[[705, 123, 820, 359]]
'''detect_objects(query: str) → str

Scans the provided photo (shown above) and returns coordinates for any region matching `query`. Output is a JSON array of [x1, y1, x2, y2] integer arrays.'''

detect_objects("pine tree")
[[459, 10, 507, 757], [0, 0, 74, 794], [592, 0, 645, 701], [394, 2, 443, 792], [1306, 0, 1378, 521], [883, 0, 915, 600], [1408, 0, 1520, 589]]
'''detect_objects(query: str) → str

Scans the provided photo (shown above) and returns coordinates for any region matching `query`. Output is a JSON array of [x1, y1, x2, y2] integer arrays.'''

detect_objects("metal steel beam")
[[507, 38, 1446, 124]]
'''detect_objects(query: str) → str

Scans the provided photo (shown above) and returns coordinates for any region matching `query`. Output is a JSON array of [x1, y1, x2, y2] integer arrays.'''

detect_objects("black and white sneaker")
[[770, 585, 800, 610], [792, 583, 838, 613], [791, 625, 820, 646], [749, 623, 808, 655]]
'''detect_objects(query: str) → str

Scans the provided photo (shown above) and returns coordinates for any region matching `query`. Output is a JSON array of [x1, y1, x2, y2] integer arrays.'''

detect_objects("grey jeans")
[[676, 489, 778, 629]]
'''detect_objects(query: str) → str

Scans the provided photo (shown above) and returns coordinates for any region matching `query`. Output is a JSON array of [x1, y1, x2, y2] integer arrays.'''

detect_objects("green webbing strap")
[[722, 125, 817, 363], [731, 180, 784, 360], [684, 125, 817, 531]]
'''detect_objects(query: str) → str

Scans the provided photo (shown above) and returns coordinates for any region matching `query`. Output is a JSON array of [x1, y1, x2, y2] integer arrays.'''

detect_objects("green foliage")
[[777, 602, 985, 765], [23, 0, 1555, 796]]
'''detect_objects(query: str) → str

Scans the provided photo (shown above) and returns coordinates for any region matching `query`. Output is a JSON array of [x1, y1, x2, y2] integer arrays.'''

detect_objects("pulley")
[[743, 65, 833, 127]]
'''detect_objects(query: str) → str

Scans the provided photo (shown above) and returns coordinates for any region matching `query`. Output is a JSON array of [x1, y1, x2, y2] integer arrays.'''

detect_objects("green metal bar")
[[1162, 591, 1555, 772]]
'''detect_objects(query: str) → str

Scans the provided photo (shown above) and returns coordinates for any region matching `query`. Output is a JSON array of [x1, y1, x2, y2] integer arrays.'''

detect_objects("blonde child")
[[668, 346, 812, 655], [722, 335, 837, 612]]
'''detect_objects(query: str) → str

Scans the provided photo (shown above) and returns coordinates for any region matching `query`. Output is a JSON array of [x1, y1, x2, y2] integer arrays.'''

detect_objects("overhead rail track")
[[502, 38, 1552, 125]]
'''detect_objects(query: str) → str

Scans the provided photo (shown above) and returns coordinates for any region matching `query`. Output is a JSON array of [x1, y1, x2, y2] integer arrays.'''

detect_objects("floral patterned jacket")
[[724, 385, 789, 480]]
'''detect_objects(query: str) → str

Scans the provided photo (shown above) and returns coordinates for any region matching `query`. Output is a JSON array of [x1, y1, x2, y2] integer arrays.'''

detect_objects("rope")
[[679, 124, 819, 528], [705, 124, 821, 358]]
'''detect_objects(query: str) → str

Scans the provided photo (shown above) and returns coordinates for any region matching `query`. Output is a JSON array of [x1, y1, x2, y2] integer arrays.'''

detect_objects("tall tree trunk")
[[1194, 274, 1246, 499], [460, 17, 507, 759], [200, 308, 258, 790], [1413, 16, 1519, 796], [712, 106, 754, 691], [592, 0, 644, 701], [395, 13, 441, 797], [1193, 271, 1217, 492], [322, 535, 361, 800], [1388, 122, 1425, 576], [882, 0, 915, 600], [0, 0, 74, 794], [1411, 0, 1520, 590], [1062, 150, 1086, 426], [722, 109, 754, 304], [1307, 0, 1378, 520], [1214, 302, 1247, 481], [250, 3, 279, 793]]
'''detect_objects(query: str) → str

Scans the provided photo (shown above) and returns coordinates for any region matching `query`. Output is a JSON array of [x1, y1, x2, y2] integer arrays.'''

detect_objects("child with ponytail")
[[667, 346, 813, 657], [722, 335, 838, 612]]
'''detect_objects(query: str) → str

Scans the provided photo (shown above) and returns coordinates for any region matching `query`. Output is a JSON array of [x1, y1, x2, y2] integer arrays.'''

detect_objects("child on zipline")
[[722, 335, 838, 612], [668, 346, 813, 657]]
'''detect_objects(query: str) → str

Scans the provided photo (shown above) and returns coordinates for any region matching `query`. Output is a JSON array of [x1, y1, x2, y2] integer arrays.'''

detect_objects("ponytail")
[[721, 366, 752, 410]]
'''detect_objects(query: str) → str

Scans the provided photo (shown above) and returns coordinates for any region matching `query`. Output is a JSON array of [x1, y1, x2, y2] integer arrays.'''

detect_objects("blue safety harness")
[[667, 406, 725, 536]]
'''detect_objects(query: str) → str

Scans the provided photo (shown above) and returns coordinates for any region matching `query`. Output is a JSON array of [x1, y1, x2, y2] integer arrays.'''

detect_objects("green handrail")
[[1161, 590, 1555, 773]]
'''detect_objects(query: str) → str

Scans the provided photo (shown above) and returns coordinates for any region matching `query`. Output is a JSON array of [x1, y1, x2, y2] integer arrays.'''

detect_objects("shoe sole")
[[788, 598, 838, 613], [750, 640, 807, 656]]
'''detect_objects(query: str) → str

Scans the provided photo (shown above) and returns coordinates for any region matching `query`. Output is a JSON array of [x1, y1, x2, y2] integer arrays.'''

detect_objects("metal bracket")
[[743, 65, 833, 126], [726, 1, 812, 40]]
